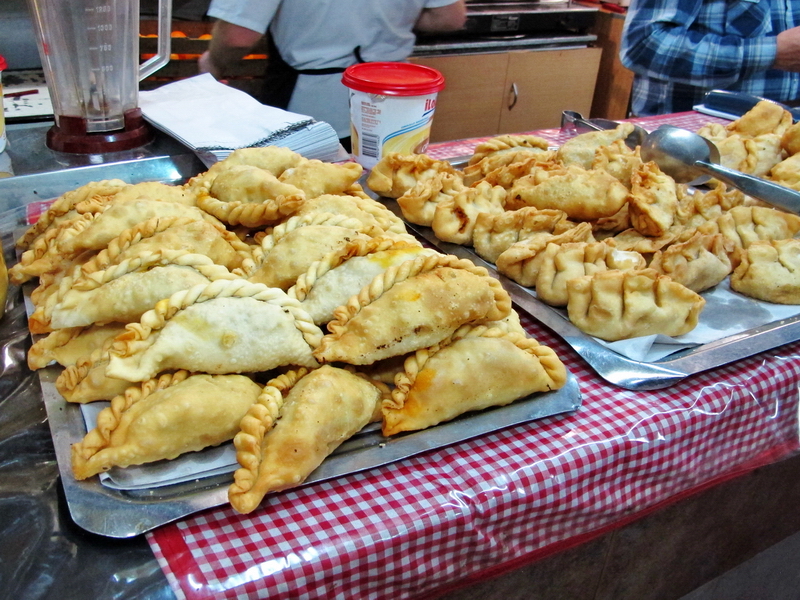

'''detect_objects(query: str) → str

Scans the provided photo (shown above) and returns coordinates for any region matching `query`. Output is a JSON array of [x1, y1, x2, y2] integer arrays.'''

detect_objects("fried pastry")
[[289, 236, 435, 325], [535, 240, 646, 307], [566, 268, 705, 341], [462, 147, 552, 186], [396, 171, 467, 226], [197, 164, 306, 228], [32, 251, 239, 332], [628, 161, 680, 237], [556, 122, 636, 170], [591, 139, 643, 188], [382, 324, 567, 436], [294, 193, 408, 236], [313, 253, 512, 365], [726, 99, 793, 138], [245, 212, 373, 290], [105, 279, 323, 382], [468, 134, 551, 165], [506, 164, 629, 221], [780, 121, 800, 156], [72, 371, 263, 479], [28, 323, 126, 370], [649, 233, 734, 292], [367, 152, 458, 198], [431, 180, 507, 245], [768, 153, 800, 191], [56, 343, 136, 403], [731, 239, 800, 304], [228, 366, 386, 513], [279, 158, 363, 198], [495, 221, 596, 287], [472, 207, 575, 263], [697, 206, 800, 250]]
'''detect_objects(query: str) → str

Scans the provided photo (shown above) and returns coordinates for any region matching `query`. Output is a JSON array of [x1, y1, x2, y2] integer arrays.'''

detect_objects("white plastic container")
[[343, 62, 445, 169], [0, 54, 7, 154]]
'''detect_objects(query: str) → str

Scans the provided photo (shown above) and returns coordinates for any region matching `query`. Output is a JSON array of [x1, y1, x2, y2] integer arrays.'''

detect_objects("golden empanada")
[[468, 134, 551, 165], [228, 366, 386, 513], [506, 164, 629, 221], [431, 180, 507, 245], [726, 99, 793, 138], [31, 251, 239, 332], [313, 254, 512, 365], [731, 239, 800, 304], [245, 213, 373, 290], [535, 240, 646, 306], [366, 152, 458, 198], [197, 164, 306, 228], [566, 268, 705, 341], [279, 159, 363, 198], [105, 279, 323, 382], [649, 233, 734, 292], [396, 171, 467, 226], [495, 222, 596, 287], [293, 193, 408, 236], [56, 343, 136, 403], [768, 153, 800, 191], [472, 207, 575, 264], [289, 236, 435, 325], [591, 139, 643, 188], [71, 371, 262, 479], [628, 161, 679, 238], [462, 148, 553, 186], [698, 206, 800, 250], [27, 322, 126, 370], [382, 324, 567, 436], [556, 123, 636, 170]]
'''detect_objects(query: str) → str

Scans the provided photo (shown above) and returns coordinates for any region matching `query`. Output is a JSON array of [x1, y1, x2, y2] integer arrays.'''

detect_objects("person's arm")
[[414, 0, 467, 33], [775, 26, 800, 72], [620, 0, 777, 88], [198, 20, 264, 79]]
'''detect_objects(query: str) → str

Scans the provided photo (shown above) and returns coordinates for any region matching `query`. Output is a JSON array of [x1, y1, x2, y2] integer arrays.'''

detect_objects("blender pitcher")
[[25, 0, 171, 153]]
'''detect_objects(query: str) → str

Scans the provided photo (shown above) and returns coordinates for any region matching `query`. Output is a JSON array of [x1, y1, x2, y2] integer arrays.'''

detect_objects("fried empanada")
[[591, 139, 643, 188], [278, 159, 363, 198], [731, 239, 800, 304], [367, 152, 458, 198], [495, 222, 596, 287], [468, 134, 551, 165], [382, 324, 566, 437], [462, 147, 553, 186], [294, 193, 408, 235], [566, 268, 705, 341], [105, 279, 322, 382], [726, 99, 793, 138], [72, 371, 263, 479], [506, 164, 629, 221], [649, 233, 734, 292], [313, 254, 512, 365], [697, 206, 800, 250], [246, 213, 373, 290], [396, 171, 467, 226], [32, 251, 239, 332], [57, 198, 220, 256], [472, 207, 574, 263], [431, 180, 507, 245], [289, 236, 435, 325], [628, 161, 680, 237], [27, 322, 126, 370], [780, 121, 800, 156], [535, 240, 646, 307], [197, 164, 306, 228], [556, 123, 636, 170], [228, 366, 386, 513], [768, 153, 800, 191], [56, 343, 136, 403]]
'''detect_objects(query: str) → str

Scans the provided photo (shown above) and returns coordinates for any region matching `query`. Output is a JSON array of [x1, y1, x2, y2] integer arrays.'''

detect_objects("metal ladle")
[[640, 125, 800, 215]]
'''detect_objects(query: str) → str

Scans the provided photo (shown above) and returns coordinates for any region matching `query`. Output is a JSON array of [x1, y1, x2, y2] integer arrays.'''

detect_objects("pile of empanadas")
[[17, 146, 567, 514], [368, 104, 800, 343]]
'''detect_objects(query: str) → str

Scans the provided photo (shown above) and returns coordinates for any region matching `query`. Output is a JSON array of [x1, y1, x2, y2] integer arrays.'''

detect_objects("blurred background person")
[[619, 0, 800, 116], [199, 0, 466, 150]]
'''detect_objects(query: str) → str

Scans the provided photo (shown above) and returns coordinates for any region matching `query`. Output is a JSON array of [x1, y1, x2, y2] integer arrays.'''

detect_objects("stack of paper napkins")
[[139, 73, 344, 166]]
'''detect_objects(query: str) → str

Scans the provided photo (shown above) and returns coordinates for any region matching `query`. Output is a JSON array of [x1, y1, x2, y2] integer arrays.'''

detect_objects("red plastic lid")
[[0, 55, 6, 71], [342, 62, 445, 96]]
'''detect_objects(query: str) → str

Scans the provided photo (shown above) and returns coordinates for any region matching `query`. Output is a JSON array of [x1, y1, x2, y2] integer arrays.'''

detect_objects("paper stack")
[[138, 73, 345, 167]]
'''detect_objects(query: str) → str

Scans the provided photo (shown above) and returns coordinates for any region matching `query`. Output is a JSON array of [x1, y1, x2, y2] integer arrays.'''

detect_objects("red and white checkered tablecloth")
[[148, 112, 800, 600]]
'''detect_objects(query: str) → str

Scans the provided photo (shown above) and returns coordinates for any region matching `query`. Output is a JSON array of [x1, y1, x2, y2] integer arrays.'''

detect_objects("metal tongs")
[[560, 110, 647, 149]]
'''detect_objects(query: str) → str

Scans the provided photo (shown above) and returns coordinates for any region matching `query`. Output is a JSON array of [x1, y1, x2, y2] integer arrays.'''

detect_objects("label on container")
[[348, 90, 438, 170]]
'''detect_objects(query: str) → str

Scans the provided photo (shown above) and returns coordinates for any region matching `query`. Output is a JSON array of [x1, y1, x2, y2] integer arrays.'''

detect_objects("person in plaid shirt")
[[620, 0, 800, 116]]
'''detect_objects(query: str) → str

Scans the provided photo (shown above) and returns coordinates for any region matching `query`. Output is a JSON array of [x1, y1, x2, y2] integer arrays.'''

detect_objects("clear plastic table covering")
[[4, 113, 800, 600]]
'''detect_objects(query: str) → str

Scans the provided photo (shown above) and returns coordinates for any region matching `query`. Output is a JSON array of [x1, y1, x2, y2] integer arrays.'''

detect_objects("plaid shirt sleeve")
[[620, 0, 779, 88]]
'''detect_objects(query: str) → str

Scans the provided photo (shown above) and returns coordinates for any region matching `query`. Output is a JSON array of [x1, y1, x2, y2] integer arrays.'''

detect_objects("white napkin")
[[139, 73, 345, 167]]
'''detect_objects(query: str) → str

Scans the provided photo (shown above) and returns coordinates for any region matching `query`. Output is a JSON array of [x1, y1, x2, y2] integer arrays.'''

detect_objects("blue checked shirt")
[[620, 0, 800, 115]]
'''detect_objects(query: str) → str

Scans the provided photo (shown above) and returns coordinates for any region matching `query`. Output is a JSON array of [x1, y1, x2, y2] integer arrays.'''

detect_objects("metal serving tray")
[[8, 157, 582, 538], [379, 197, 800, 391]]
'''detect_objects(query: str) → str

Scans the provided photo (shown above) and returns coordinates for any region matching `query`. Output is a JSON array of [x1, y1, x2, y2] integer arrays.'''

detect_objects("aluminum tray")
[[8, 157, 582, 538], [378, 197, 800, 391]]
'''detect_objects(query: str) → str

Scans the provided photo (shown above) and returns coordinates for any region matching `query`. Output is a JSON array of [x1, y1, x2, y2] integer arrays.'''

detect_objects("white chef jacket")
[[207, 0, 461, 137]]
